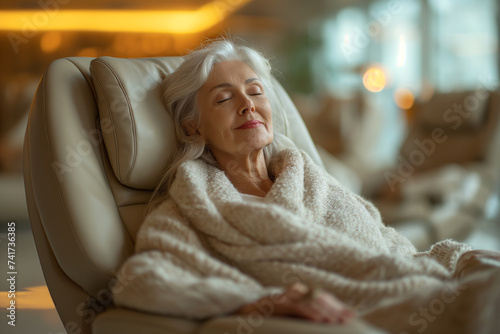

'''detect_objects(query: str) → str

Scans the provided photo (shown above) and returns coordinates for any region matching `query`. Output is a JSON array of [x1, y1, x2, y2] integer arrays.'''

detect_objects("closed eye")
[[217, 97, 231, 103]]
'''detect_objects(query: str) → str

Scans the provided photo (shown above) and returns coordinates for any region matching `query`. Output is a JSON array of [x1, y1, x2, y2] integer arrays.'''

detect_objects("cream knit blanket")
[[113, 148, 472, 319]]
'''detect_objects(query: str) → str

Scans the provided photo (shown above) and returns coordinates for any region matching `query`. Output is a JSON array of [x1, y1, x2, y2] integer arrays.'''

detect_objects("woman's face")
[[195, 60, 273, 160]]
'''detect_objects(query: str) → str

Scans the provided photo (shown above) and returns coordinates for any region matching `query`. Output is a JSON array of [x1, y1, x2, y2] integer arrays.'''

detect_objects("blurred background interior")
[[1, 0, 500, 332]]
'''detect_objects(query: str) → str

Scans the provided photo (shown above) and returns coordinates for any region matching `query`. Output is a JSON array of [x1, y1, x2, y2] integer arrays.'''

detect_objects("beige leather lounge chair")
[[24, 57, 385, 334]]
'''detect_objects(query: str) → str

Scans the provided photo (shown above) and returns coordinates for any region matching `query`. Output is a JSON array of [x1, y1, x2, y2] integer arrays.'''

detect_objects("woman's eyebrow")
[[210, 83, 232, 93], [245, 77, 260, 84], [209, 77, 261, 93]]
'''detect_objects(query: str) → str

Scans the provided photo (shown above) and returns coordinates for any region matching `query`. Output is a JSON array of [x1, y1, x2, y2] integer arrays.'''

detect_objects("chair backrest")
[[23, 56, 323, 333], [399, 89, 500, 174]]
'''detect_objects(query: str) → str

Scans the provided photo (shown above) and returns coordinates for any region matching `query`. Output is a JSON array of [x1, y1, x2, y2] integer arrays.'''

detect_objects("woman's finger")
[[314, 292, 355, 324], [275, 285, 357, 324], [289, 290, 354, 324]]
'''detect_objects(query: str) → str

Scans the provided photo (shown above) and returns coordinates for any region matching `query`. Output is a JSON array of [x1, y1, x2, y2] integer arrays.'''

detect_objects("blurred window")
[[317, 0, 498, 167], [429, 0, 498, 91], [321, 0, 498, 93], [322, 7, 367, 95], [370, 0, 422, 94]]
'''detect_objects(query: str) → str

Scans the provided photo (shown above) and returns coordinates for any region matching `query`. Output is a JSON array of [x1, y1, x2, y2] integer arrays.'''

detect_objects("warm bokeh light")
[[1, 285, 55, 309], [40, 31, 62, 53], [77, 47, 100, 57], [363, 67, 387, 92], [0, 0, 252, 34], [394, 88, 415, 109]]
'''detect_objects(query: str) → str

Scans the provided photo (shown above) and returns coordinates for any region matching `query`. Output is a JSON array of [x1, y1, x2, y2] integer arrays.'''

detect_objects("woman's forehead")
[[206, 60, 259, 86]]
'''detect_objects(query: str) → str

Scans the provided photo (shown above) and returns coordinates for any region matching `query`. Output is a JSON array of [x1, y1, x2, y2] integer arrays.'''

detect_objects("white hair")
[[149, 39, 294, 210]]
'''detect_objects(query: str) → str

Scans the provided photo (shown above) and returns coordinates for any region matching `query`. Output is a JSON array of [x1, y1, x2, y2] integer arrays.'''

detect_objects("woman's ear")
[[184, 120, 199, 136]]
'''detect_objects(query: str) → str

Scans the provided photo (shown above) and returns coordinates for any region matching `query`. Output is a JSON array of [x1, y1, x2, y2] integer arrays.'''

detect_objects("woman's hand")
[[454, 249, 500, 279], [236, 283, 355, 324]]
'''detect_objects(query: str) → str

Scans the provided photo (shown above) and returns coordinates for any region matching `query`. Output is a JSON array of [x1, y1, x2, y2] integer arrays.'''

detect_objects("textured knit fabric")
[[113, 148, 472, 319]]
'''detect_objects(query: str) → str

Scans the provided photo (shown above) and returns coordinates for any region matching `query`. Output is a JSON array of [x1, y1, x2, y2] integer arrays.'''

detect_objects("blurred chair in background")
[[294, 89, 500, 251], [373, 90, 500, 250]]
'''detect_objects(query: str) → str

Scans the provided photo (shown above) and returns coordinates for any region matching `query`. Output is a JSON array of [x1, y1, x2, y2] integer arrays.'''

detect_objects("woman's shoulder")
[[168, 157, 228, 203], [272, 147, 320, 169], [175, 157, 220, 180], [268, 147, 322, 180]]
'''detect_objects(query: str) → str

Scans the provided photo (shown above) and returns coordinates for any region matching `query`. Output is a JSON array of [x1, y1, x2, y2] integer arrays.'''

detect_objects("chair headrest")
[[90, 56, 183, 190], [90, 55, 320, 191]]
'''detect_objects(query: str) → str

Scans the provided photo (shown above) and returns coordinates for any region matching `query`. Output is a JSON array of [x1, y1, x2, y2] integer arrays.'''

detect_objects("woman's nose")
[[237, 96, 255, 116]]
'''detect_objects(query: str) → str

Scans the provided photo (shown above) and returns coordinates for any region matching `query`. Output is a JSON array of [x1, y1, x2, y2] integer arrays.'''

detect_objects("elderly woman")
[[113, 40, 500, 332]]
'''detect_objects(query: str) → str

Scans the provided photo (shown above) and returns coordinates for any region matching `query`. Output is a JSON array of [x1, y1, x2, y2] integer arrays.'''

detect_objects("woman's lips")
[[236, 120, 263, 129]]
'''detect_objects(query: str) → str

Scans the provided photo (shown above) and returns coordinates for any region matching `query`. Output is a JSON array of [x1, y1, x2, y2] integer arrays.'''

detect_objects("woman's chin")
[[240, 137, 273, 152]]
